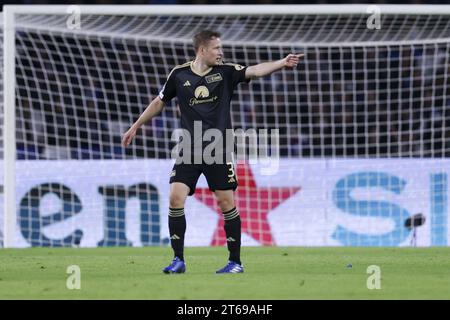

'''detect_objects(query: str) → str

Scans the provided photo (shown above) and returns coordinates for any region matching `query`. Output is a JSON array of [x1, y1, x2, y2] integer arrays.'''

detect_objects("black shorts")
[[169, 162, 238, 196]]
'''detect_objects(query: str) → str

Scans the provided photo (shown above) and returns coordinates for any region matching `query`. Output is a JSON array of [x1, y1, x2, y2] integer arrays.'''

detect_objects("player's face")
[[202, 37, 223, 66]]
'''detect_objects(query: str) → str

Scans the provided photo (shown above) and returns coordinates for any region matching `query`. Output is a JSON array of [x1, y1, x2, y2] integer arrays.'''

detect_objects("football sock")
[[222, 207, 241, 265], [168, 208, 186, 261]]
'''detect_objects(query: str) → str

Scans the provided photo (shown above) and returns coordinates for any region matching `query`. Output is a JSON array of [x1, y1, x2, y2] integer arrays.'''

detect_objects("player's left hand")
[[284, 53, 304, 68]]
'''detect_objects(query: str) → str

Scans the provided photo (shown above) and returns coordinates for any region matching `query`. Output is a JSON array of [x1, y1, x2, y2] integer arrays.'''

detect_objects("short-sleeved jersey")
[[159, 61, 249, 155]]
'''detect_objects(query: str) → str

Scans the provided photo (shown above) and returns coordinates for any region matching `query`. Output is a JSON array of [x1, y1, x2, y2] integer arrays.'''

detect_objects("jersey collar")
[[190, 61, 213, 77]]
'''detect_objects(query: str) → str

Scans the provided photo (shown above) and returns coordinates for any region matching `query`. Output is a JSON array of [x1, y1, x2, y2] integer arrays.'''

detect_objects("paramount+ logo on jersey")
[[195, 86, 209, 98], [189, 85, 218, 106]]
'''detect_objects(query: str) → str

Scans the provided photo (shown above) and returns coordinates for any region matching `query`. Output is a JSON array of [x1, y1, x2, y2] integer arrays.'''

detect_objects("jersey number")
[[227, 162, 236, 183]]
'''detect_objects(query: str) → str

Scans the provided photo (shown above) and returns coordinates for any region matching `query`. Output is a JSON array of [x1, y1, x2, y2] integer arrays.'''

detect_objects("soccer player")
[[122, 30, 303, 274]]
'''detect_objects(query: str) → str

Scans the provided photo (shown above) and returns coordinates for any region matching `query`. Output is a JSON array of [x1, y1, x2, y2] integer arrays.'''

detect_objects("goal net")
[[1, 5, 449, 248]]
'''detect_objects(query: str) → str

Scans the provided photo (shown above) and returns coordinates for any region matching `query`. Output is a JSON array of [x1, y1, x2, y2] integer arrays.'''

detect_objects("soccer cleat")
[[162, 257, 186, 274], [215, 261, 244, 274]]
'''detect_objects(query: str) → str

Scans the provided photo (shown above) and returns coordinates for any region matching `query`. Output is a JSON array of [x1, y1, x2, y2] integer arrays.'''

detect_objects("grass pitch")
[[0, 247, 449, 299]]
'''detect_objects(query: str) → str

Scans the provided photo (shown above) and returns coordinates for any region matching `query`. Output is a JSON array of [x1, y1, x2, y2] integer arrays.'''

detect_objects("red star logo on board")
[[194, 162, 301, 246]]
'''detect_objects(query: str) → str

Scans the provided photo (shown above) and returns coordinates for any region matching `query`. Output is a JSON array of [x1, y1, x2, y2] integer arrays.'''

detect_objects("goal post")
[[3, 8, 15, 248], [2, 5, 450, 248]]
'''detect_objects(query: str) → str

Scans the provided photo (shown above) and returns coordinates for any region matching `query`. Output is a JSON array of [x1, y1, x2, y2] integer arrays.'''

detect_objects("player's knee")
[[169, 193, 186, 208], [217, 197, 235, 212]]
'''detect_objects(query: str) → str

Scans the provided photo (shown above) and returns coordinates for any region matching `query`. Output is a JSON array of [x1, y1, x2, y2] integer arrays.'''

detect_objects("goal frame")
[[3, 4, 450, 248]]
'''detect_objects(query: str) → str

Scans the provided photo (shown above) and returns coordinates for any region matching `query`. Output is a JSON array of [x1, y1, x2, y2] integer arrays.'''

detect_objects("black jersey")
[[159, 61, 249, 156]]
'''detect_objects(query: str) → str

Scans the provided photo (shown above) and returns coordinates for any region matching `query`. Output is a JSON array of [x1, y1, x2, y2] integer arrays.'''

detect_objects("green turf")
[[0, 247, 449, 299]]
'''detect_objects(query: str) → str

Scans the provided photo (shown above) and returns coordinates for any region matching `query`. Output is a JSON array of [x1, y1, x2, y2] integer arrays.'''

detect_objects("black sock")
[[223, 207, 241, 265], [168, 208, 186, 261]]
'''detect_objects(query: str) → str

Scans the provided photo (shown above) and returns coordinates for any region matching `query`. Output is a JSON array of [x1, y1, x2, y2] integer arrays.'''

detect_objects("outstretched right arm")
[[122, 96, 165, 147]]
